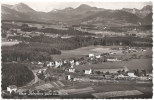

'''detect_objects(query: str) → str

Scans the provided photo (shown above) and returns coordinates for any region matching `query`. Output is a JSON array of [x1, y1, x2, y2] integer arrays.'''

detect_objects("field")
[[74, 58, 152, 72], [35, 83, 54, 90], [53, 45, 152, 58], [54, 45, 153, 72], [52, 45, 124, 60], [35, 81, 65, 90], [2, 41, 20, 46], [60, 82, 152, 99], [58, 87, 94, 94], [92, 90, 143, 98]]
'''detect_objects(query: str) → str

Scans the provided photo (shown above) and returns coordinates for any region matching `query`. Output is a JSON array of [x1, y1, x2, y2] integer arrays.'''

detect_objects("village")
[[2, 44, 152, 98], [1, 1, 153, 99], [2, 22, 153, 98]]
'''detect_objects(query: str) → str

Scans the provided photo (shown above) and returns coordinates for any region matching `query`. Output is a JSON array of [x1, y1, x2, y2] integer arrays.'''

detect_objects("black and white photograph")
[[1, 0, 153, 99]]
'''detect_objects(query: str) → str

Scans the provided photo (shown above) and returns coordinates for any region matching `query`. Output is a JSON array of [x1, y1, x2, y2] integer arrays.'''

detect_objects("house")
[[96, 55, 101, 59], [38, 61, 43, 65], [38, 68, 47, 74], [70, 60, 75, 66], [47, 61, 54, 67], [128, 72, 136, 77], [68, 68, 75, 73], [63, 60, 67, 64], [55, 61, 63, 68], [66, 75, 71, 80], [84, 69, 92, 74], [89, 53, 94, 58], [117, 74, 125, 78], [7, 85, 17, 93], [90, 58, 94, 60], [75, 61, 80, 66]]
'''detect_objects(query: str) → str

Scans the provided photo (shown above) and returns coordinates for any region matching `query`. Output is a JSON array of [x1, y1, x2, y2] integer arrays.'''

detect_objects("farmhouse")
[[128, 72, 136, 77], [75, 61, 80, 66], [63, 60, 67, 64], [68, 68, 75, 73], [66, 75, 73, 80], [55, 61, 63, 68], [38, 61, 43, 65], [66, 75, 71, 80], [84, 69, 92, 74], [96, 55, 101, 59], [70, 60, 75, 66], [7, 85, 17, 93], [89, 53, 94, 58], [47, 61, 54, 67], [38, 68, 47, 74]]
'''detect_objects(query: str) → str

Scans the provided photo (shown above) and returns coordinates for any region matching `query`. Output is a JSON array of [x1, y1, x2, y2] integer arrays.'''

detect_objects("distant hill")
[[80, 10, 143, 27], [122, 5, 152, 18], [143, 13, 153, 25], [2, 5, 33, 21], [1, 3, 153, 26], [9, 3, 35, 13]]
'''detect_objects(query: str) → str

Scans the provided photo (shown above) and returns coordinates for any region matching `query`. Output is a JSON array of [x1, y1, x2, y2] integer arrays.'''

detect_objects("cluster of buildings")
[[32, 52, 123, 74]]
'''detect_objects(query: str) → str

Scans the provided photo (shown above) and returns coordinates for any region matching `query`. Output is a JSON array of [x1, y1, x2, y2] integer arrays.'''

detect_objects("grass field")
[[35, 83, 54, 90], [2, 41, 20, 46], [74, 58, 152, 73], [92, 90, 143, 98], [53, 45, 152, 61], [60, 82, 152, 99], [52, 45, 123, 60], [52, 45, 152, 72]]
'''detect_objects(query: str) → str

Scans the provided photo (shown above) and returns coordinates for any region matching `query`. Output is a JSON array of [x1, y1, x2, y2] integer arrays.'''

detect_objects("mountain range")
[[2, 3, 153, 26]]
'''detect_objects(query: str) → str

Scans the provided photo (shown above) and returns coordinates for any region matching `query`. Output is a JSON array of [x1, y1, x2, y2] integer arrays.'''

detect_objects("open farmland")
[[58, 87, 94, 94], [2, 41, 20, 46], [52, 45, 152, 72], [53, 45, 152, 59], [74, 58, 152, 72], [92, 90, 143, 98], [60, 82, 152, 99], [35, 83, 54, 90]]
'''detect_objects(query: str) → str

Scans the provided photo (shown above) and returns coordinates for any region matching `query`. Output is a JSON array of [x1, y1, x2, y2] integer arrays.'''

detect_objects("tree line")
[[2, 43, 61, 62], [2, 63, 34, 90]]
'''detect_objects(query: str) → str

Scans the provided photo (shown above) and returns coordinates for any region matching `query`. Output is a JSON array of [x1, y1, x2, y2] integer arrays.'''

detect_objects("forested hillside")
[[2, 63, 34, 90]]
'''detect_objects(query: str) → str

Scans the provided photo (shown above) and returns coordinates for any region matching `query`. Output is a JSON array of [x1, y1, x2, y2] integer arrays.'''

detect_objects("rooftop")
[[8, 85, 17, 89]]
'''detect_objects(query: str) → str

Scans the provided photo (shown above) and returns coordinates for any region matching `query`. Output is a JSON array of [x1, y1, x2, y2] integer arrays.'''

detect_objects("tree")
[[2, 63, 34, 90], [141, 69, 146, 76], [94, 41, 98, 46], [134, 69, 140, 76], [117, 70, 121, 74], [96, 71, 101, 74], [105, 71, 110, 75], [21, 24, 28, 28]]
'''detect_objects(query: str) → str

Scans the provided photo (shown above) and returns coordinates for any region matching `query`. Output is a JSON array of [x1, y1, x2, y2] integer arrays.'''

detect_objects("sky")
[[2, 1, 152, 12]]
